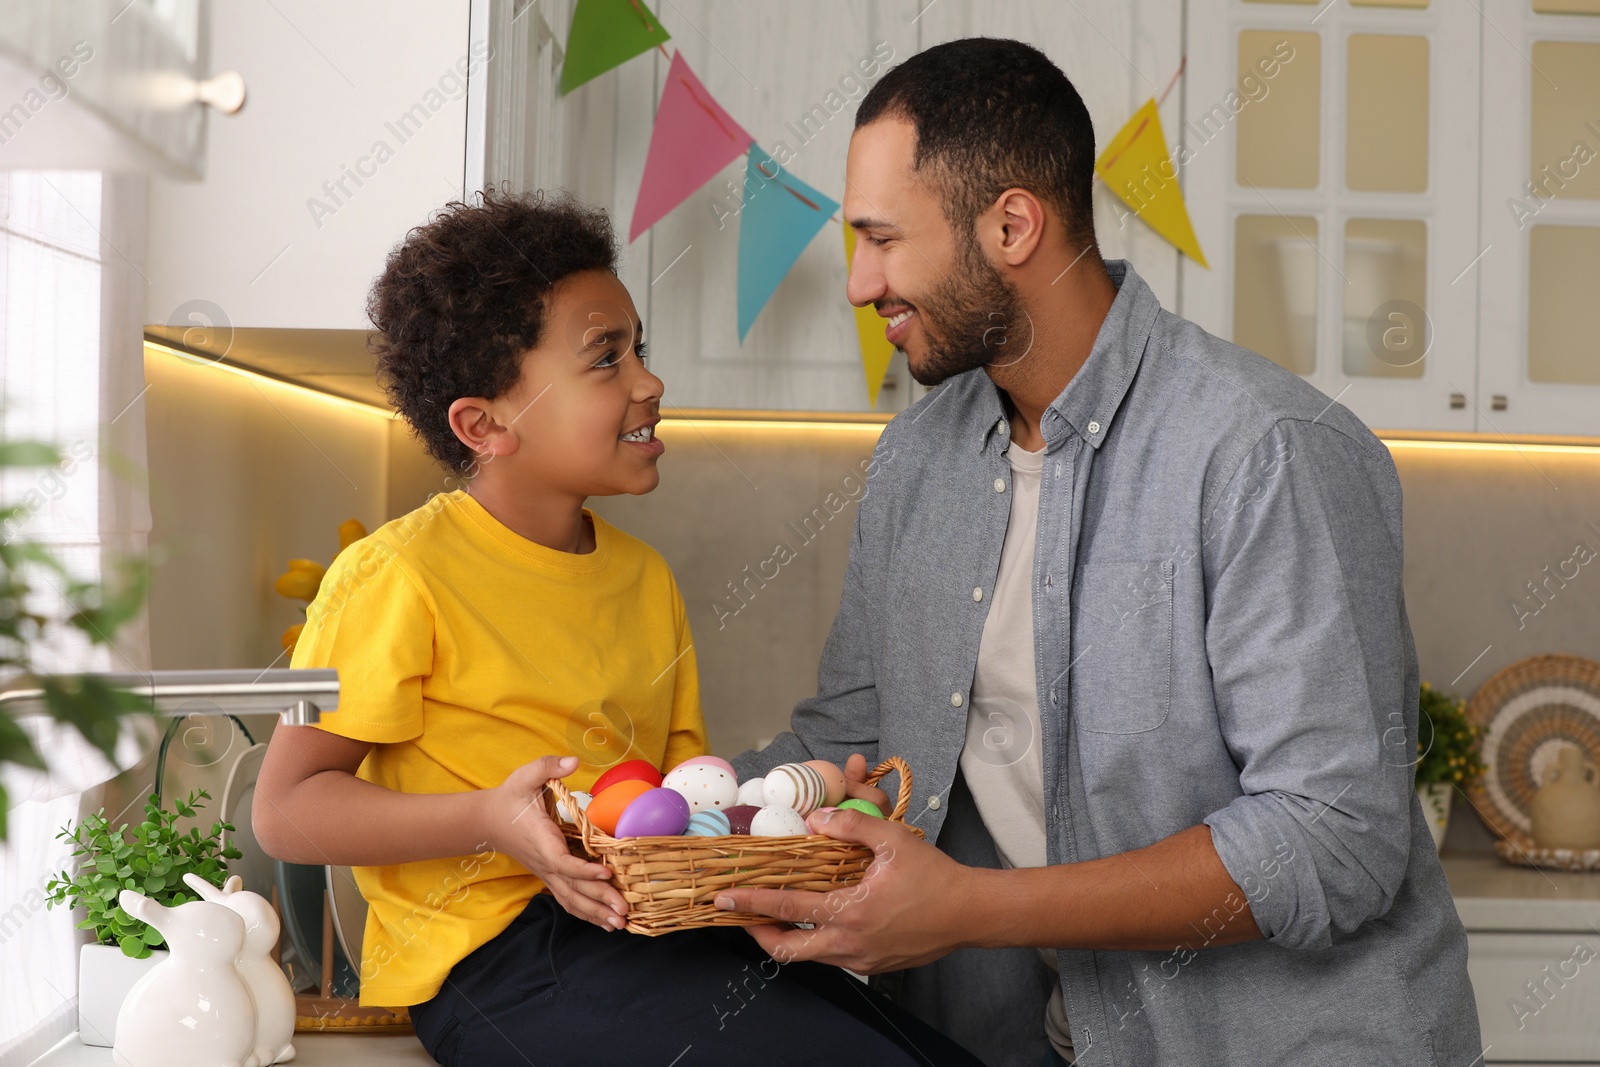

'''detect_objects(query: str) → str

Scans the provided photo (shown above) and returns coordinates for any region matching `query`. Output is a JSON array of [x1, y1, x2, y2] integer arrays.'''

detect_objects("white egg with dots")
[[662, 763, 739, 813]]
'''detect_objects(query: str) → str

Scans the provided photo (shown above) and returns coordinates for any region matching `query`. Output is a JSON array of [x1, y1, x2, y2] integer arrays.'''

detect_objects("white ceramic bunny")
[[113, 889, 257, 1067], [184, 873, 298, 1065]]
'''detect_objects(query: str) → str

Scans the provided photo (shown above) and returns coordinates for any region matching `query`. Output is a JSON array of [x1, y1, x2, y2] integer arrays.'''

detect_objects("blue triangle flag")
[[736, 146, 840, 341]]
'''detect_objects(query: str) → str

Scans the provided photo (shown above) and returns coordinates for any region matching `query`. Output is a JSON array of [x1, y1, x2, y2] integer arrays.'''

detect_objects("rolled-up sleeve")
[[1200, 417, 1418, 951]]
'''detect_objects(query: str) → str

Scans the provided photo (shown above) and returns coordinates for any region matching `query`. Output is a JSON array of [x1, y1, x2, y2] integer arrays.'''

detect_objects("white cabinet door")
[[1468, 931, 1600, 1063], [1477, 1, 1600, 438], [1182, 0, 1481, 435], [146, 0, 473, 332]]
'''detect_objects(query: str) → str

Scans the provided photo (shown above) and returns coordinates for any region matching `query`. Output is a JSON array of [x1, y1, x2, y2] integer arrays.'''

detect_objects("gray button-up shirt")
[[731, 260, 1481, 1067]]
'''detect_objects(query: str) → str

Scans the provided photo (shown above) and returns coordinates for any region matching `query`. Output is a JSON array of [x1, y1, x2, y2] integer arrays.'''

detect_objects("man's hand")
[[482, 755, 628, 931], [711, 806, 975, 973], [841, 752, 892, 812]]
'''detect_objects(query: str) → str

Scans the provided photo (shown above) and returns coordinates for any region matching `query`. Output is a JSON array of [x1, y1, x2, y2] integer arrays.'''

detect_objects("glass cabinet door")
[[1479, 1, 1600, 435], [1182, 0, 1481, 433]]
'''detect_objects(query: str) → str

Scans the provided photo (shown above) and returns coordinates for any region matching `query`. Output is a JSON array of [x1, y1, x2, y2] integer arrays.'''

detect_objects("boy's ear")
[[447, 396, 516, 461]]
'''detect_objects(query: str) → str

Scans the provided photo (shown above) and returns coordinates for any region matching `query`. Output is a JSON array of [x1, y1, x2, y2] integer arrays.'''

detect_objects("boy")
[[254, 190, 983, 1066]]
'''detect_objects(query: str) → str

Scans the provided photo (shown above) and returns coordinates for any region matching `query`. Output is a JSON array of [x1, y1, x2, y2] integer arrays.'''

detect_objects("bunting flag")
[[736, 145, 839, 341], [629, 52, 753, 242], [560, 0, 672, 95], [1095, 98, 1208, 268], [842, 224, 896, 405]]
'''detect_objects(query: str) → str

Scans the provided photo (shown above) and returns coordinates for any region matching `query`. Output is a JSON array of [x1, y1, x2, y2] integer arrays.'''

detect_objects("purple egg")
[[722, 804, 762, 835], [675, 754, 737, 777], [614, 787, 692, 837]]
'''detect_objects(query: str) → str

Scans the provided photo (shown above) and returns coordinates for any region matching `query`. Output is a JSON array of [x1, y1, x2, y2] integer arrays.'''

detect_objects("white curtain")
[[0, 171, 154, 1067]]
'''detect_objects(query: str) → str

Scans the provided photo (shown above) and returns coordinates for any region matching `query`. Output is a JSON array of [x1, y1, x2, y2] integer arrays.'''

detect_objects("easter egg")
[[803, 760, 848, 806], [591, 759, 662, 795], [736, 777, 767, 806], [762, 763, 827, 816], [555, 790, 592, 824], [675, 754, 737, 777], [683, 809, 732, 837], [751, 806, 811, 837], [586, 780, 654, 836], [614, 787, 692, 838], [722, 804, 762, 835], [662, 763, 739, 813], [838, 798, 884, 818]]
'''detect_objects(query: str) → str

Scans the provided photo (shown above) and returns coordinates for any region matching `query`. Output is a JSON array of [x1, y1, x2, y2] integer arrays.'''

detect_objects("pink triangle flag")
[[629, 52, 753, 242]]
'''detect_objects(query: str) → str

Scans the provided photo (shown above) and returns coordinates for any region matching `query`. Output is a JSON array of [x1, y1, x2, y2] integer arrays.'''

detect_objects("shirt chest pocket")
[[1069, 559, 1174, 733]]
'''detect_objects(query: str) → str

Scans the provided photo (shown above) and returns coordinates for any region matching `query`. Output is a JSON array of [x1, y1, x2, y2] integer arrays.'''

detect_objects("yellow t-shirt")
[[288, 489, 708, 1007]]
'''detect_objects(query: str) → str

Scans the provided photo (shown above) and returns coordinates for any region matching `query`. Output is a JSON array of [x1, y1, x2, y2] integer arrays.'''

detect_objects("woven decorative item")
[[1464, 653, 1600, 851], [1492, 839, 1600, 873], [547, 756, 924, 935]]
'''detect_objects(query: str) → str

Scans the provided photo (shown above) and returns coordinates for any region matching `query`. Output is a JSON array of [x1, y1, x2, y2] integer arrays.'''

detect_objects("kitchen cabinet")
[[145, 0, 474, 334], [1183, 1, 1600, 439], [1442, 854, 1600, 1064]]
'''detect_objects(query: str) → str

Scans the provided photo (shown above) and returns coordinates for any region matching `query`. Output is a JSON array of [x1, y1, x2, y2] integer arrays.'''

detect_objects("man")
[[721, 37, 1481, 1067]]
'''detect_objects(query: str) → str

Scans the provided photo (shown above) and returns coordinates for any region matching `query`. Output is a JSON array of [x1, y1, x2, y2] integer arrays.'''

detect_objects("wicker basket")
[[545, 756, 924, 934]]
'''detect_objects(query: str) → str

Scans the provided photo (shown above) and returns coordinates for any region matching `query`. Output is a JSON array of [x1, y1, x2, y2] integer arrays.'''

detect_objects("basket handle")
[[862, 754, 915, 823], [544, 753, 919, 853], [545, 776, 601, 855]]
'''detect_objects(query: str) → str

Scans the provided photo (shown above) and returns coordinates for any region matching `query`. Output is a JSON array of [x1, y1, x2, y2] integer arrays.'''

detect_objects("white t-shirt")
[[958, 438, 1074, 1062]]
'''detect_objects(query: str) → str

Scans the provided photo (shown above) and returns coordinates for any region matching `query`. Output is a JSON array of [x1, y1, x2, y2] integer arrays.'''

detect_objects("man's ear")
[[447, 396, 515, 461], [983, 187, 1047, 267]]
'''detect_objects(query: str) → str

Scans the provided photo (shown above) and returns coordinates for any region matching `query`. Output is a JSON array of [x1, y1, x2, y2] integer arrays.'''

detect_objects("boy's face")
[[457, 269, 664, 498]]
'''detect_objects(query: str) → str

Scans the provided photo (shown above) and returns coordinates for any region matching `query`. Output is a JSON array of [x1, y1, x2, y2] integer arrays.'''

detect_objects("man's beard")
[[903, 237, 1028, 387]]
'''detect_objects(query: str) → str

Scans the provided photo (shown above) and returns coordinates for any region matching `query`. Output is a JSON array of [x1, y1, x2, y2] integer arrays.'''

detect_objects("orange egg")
[[585, 780, 654, 836], [803, 760, 848, 807]]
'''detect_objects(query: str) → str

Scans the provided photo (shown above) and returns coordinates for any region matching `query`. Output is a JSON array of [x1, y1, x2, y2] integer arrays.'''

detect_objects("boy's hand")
[[842, 752, 892, 812], [483, 755, 629, 931]]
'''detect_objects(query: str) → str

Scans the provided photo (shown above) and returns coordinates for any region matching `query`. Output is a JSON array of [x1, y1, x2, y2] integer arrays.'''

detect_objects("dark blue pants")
[[409, 892, 989, 1066]]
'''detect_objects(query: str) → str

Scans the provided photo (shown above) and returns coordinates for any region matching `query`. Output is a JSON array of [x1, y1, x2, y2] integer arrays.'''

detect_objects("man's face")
[[844, 117, 1025, 387]]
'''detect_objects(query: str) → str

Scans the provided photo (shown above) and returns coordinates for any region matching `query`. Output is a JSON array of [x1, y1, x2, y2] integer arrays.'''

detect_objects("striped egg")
[[762, 763, 827, 816], [683, 809, 732, 837]]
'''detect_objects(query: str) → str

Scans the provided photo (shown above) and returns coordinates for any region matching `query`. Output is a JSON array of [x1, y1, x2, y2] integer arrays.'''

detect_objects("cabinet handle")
[[1449, 392, 1466, 409], [1491, 394, 1508, 411]]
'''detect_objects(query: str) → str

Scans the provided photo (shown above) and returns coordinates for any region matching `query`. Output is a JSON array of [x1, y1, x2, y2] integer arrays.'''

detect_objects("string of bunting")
[[559, 0, 1203, 405]]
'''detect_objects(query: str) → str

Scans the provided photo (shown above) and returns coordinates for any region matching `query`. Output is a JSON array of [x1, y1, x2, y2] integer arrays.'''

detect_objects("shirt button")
[[1049, 688, 1058, 705], [1045, 574, 1053, 587], [927, 795, 942, 810], [951, 691, 964, 707], [993, 478, 1006, 493], [1088, 420, 1101, 434], [997, 418, 1008, 435], [972, 587, 984, 602], [1054, 462, 1062, 477]]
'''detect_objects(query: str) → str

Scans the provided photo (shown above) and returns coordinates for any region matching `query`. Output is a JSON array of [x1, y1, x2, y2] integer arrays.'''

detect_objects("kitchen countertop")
[[1440, 851, 1600, 930], [26, 1031, 436, 1066]]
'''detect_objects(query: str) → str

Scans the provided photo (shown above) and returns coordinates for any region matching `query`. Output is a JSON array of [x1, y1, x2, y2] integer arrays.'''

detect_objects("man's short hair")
[[856, 37, 1098, 255]]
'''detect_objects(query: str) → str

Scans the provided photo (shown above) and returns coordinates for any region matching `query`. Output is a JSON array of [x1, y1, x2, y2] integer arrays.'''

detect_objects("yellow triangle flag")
[[1095, 98, 1208, 268], [842, 224, 896, 406]]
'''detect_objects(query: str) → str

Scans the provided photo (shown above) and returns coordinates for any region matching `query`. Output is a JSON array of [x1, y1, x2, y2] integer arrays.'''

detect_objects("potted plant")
[[45, 787, 241, 1046], [1414, 682, 1487, 851]]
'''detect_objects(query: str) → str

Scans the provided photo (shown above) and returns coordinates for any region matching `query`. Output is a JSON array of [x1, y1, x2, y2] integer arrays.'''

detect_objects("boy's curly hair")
[[368, 187, 619, 474]]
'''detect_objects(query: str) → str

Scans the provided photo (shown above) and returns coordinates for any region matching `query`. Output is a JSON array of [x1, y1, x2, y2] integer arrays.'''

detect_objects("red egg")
[[722, 804, 762, 835], [591, 759, 662, 795], [586, 780, 654, 836]]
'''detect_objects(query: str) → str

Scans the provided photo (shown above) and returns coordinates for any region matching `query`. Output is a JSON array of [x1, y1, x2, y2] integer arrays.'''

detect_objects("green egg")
[[838, 799, 884, 818]]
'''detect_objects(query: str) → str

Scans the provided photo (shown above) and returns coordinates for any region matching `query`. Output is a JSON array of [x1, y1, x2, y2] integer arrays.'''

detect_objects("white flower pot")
[[1417, 782, 1452, 852], [79, 943, 167, 1047]]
